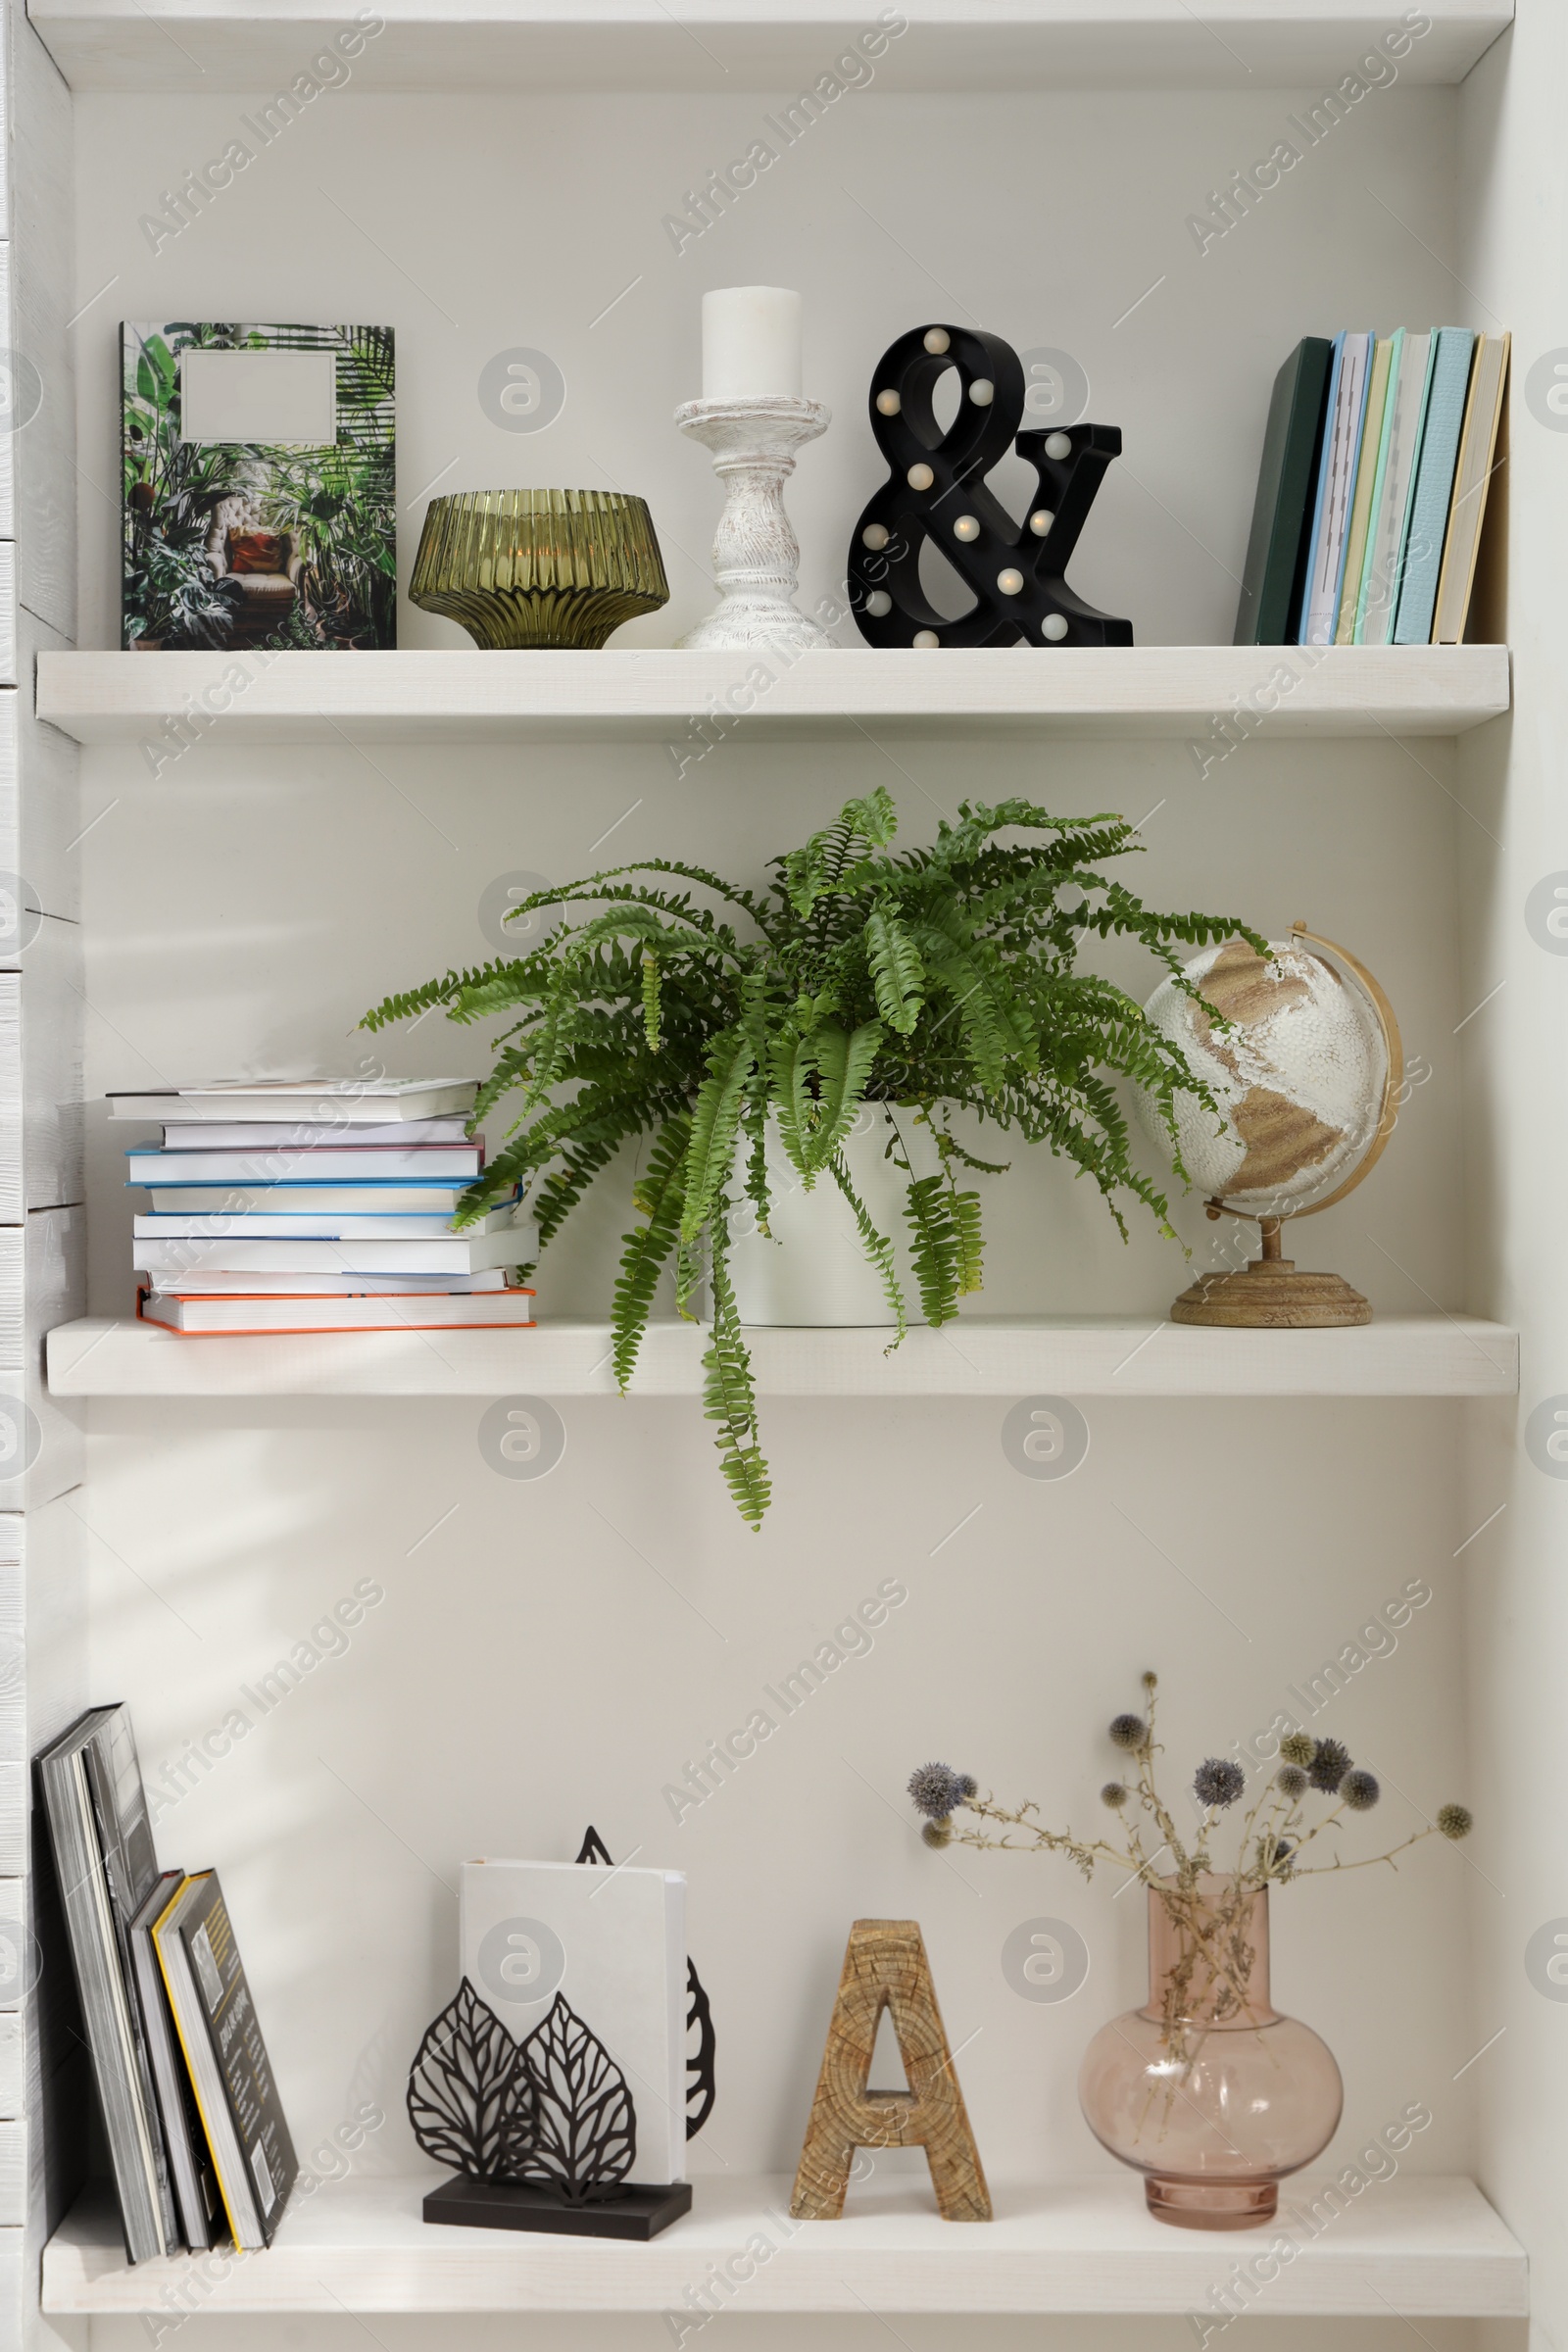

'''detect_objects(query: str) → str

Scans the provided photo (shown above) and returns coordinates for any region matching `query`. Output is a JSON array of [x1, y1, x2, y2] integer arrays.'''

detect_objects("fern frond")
[[903, 1174, 963, 1326], [680, 1026, 755, 1246], [766, 1028, 820, 1181], [864, 902, 924, 1036], [612, 1115, 689, 1390], [702, 1218, 770, 1530], [362, 962, 509, 1030], [826, 1153, 906, 1348], [804, 1018, 882, 1171], [951, 1187, 985, 1294], [641, 952, 662, 1053]]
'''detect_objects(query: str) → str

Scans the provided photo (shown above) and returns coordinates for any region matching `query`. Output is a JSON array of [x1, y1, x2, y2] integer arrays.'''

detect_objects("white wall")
[[66, 65, 1500, 2352]]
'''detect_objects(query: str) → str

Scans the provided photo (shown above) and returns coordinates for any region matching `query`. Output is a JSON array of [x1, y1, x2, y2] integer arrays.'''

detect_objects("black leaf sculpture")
[[575, 1824, 716, 2136], [501, 1993, 636, 2205], [847, 320, 1132, 650], [685, 1966, 716, 2136], [406, 1978, 520, 2180]]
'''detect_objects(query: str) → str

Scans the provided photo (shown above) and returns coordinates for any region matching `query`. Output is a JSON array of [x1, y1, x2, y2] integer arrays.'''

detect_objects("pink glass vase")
[[1078, 1874, 1343, 2230]]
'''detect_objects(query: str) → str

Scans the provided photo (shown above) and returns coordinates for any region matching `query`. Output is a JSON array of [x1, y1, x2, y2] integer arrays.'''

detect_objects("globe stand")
[[1164, 922, 1400, 1332], [1170, 1215, 1372, 1329]]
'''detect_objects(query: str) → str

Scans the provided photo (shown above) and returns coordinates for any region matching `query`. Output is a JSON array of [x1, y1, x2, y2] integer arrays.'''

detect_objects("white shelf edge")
[[45, 1315, 1520, 1397], [27, 3, 1514, 95], [33, 647, 1511, 748], [41, 2173, 1528, 2318]]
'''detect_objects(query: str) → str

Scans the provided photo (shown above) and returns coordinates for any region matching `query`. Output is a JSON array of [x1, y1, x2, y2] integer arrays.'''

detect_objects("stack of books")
[[111, 1077, 540, 1334], [1234, 327, 1509, 649], [39, 1704, 298, 2257]]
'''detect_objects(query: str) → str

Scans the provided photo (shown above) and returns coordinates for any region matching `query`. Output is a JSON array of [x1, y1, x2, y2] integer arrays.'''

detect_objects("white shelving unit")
[[35, 645, 1512, 745], [26, 1, 1515, 95], [45, 1313, 1520, 1397], [41, 2173, 1529, 2320], [21, 0, 1556, 2344]]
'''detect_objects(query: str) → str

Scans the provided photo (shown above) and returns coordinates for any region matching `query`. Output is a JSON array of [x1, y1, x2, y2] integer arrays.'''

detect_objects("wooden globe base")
[[1170, 1255, 1371, 1329]]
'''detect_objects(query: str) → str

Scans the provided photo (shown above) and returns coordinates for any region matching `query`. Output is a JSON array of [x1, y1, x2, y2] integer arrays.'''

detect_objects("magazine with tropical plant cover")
[[121, 321, 395, 652]]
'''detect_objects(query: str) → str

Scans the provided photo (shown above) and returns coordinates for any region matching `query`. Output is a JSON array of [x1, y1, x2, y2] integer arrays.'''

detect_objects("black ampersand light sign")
[[849, 323, 1132, 649]]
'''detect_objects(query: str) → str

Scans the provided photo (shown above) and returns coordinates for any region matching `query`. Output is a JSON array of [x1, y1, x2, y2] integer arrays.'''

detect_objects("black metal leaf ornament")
[[685, 1964, 716, 2136], [502, 1993, 636, 2204], [575, 1823, 716, 2137], [406, 1978, 520, 2180]]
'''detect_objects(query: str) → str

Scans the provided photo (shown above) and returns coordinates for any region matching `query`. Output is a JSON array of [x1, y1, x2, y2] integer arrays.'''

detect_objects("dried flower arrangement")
[[907, 1672, 1472, 2031]]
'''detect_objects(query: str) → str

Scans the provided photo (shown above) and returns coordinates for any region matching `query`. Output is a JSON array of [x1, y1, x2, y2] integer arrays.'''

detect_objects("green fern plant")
[[364, 789, 1261, 1529]]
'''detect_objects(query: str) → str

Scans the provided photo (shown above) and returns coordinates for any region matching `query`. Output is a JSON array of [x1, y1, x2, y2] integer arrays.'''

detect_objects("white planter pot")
[[728, 1105, 945, 1327]]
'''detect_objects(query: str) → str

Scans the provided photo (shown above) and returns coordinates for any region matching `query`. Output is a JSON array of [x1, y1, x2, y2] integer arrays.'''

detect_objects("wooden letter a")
[[789, 1918, 991, 2222]]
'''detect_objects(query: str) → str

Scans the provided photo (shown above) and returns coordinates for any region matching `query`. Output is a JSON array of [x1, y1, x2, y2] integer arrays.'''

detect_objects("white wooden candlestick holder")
[[674, 395, 837, 651]]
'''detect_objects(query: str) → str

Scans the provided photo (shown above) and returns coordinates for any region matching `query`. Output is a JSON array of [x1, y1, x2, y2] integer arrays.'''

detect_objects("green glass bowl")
[[410, 489, 669, 650]]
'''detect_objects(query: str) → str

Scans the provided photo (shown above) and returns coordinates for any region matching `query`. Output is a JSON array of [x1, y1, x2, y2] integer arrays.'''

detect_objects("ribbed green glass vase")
[[410, 489, 670, 650]]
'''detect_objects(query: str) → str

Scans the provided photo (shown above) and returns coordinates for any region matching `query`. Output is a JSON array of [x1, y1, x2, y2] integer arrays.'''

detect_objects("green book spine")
[[1233, 338, 1334, 646]]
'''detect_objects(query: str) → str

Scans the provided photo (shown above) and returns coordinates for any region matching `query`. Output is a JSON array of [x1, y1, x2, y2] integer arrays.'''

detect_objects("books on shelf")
[[1334, 331, 1395, 646], [107, 1079, 477, 1124], [130, 1871, 222, 2251], [152, 1872, 299, 2250], [139, 1268, 510, 1295], [39, 1707, 297, 2261], [1232, 336, 1332, 646], [1392, 327, 1479, 643], [162, 1118, 471, 1149], [134, 1232, 536, 1275], [139, 1185, 493, 1215], [1432, 331, 1510, 645], [140, 1289, 538, 1333], [137, 1208, 519, 1238], [1301, 330, 1370, 648], [462, 1858, 688, 2188], [126, 1147, 483, 1181], [114, 1076, 541, 1335], [1358, 330, 1432, 646], [1235, 326, 1508, 649], [39, 1707, 179, 2262]]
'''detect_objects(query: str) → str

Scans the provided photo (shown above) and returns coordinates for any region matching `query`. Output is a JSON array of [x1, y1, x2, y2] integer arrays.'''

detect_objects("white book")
[[461, 1859, 686, 2188], [162, 1119, 471, 1150], [1301, 331, 1370, 648], [141, 1292, 537, 1334], [140, 1187, 510, 1217], [137, 1212, 513, 1240], [148, 1269, 508, 1295], [134, 1230, 537, 1275], [1358, 330, 1433, 646], [108, 1080, 478, 1124], [127, 1149, 481, 1183]]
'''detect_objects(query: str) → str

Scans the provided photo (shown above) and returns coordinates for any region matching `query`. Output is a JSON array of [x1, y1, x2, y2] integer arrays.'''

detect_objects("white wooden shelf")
[[45, 1314, 1519, 1397], [28, 2, 1513, 94], [34, 647, 1510, 748], [42, 2173, 1527, 2318]]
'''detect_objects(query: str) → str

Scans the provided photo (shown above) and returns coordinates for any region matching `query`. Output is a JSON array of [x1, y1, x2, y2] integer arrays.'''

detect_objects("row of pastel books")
[[111, 1076, 539, 1335], [1235, 327, 1509, 649], [40, 1705, 297, 2260]]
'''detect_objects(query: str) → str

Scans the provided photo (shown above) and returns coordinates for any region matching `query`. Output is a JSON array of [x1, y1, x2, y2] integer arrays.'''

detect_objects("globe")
[[1134, 927, 1400, 1327]]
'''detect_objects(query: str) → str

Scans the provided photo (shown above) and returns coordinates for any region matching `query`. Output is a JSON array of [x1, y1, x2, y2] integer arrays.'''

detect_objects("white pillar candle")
[[701, 286, 803, 400]]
